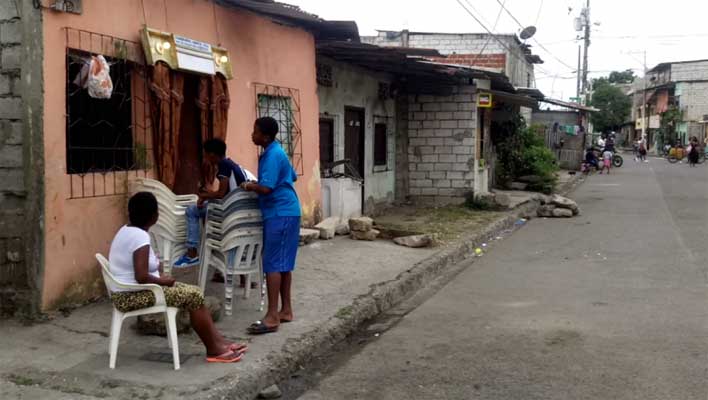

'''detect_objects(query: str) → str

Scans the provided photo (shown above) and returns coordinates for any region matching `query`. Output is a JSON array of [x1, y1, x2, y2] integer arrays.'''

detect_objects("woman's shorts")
[[111, 282, 204, 313]]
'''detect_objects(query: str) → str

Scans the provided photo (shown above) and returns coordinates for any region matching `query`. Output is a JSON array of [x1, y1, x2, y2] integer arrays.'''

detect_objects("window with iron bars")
[[63, 28, 151, 199], [66, 50, 136, 174], [254, 84, 303, 175]]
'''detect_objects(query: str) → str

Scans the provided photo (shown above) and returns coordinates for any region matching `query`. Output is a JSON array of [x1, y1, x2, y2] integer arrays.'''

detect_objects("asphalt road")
[[295, 158, 708, 400]]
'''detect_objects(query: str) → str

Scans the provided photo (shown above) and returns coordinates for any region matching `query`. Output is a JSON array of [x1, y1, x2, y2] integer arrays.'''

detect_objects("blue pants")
[[262, 216, 300, 274], [186, 204, 207, 249]]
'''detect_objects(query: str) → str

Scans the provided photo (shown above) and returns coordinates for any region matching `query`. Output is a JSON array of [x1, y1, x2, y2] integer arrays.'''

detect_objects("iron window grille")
[[64, 28, 151, 199], [254, 84, 304, 175]]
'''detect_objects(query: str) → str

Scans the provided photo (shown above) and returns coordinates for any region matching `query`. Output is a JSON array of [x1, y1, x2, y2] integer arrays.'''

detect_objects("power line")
[[470, 0, 506, 65], [534, 0, 544, 26], [454, 0, 554, 77], [491, 0, 577, 71]]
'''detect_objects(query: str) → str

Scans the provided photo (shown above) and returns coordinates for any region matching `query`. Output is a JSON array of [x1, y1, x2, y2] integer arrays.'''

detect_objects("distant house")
[[634, 59, 708, 148], [360, 30, 542, 191]]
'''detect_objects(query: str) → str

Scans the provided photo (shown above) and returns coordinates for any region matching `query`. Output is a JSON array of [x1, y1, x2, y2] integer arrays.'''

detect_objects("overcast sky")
[[290, 0, 708, 100]]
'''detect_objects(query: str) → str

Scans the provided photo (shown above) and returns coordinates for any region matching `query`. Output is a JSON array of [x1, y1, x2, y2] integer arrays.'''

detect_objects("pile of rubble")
[[536, 195, 580, 218]]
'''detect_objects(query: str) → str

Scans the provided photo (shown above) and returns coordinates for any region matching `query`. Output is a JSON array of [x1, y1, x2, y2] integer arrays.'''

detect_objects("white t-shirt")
[[108, 226, 160, 292]]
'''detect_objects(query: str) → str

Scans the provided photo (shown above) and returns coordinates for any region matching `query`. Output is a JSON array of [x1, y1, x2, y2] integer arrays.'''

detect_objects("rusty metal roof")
[[215, 1, 361, 41], [215, 0, 322, 24]]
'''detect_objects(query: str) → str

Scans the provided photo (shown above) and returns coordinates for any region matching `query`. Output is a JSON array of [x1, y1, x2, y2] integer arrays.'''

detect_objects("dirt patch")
[[374, 205, 503, 243]]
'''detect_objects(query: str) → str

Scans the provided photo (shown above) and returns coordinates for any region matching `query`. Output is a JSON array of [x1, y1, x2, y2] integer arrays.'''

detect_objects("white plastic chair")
[[129, 178, 197, 276], [96, 254, 180, 370]]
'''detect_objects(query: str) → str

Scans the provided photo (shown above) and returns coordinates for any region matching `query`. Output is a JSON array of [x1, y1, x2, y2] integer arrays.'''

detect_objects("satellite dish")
[[519, 26, 537, 40]]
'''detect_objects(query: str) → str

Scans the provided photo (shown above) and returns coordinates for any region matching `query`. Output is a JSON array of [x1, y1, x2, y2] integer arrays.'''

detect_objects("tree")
[[608, 69, 636, 84], [590, 84, 632, 132]]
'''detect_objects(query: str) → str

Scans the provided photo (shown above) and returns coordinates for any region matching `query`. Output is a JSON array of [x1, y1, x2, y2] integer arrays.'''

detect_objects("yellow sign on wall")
[[478, 92, 493, 108], [141, 27, 233, 79]]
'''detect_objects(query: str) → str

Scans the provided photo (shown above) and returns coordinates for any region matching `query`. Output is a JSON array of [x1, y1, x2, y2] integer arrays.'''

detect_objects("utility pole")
[[642, 50, 648, 145], [576, 45, 582, 99], [581, 0, 591, 100]]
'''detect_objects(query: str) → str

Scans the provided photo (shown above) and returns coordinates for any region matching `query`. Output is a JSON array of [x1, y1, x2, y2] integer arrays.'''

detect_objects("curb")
[[201, 175, 583, 400]]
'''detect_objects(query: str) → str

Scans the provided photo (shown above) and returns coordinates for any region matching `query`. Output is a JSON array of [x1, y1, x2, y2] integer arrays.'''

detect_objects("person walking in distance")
[[241, 117, 301, 335]]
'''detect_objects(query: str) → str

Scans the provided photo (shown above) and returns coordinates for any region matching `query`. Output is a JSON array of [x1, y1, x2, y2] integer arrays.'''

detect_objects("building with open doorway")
[[0, 0, 350, 315]]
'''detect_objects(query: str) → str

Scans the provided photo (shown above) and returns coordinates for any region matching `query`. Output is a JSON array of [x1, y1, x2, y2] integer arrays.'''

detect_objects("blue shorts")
[[262, 216, 300, 274]]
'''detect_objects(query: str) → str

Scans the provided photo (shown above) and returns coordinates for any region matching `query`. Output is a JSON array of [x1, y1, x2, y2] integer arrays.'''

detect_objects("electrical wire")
[[534, 0, 544, 26], [470, 0, 506, 66], [140, 0, 148, 26], [455, 0, 554, 77], [492, 0, 577, 72], [212, 1, 222, 46]]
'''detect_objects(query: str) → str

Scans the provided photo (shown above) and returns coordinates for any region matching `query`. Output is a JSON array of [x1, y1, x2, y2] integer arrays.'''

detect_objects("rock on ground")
[[550, 195, 579, 214], [299, 229, 320, 246], [349, 217, 374, 232], [552, 208, 574, 218], [258, 384, 282, 399], [315, 217, 339, 240], [509, 182, 528, 191], [351, 229, 380, 241], [137, 296, 221, 335], [537, 205, 556, 218], [393, 234, 434, 248], [335, 222, 351, 236]]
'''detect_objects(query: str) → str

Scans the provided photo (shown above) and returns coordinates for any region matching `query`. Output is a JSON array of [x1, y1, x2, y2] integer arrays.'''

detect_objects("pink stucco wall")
[[41, 0, 321, 309]]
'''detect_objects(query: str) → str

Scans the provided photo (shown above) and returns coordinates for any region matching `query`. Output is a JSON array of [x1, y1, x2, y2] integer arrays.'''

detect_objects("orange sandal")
[[206, 350, 243, 363]]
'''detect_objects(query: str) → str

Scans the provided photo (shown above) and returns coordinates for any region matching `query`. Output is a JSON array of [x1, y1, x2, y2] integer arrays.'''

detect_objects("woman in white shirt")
[[108, 192, 246, 363]]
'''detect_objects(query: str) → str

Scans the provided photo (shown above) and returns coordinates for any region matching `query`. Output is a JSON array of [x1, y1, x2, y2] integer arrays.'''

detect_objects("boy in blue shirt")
[[241, 117, 301, 334], [174, 139, 253, 268]]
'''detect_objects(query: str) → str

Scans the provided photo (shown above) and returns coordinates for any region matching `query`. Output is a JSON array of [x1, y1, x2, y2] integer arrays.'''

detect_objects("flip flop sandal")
[[206, 350, 243, 363], [247, 321, 278, 335]]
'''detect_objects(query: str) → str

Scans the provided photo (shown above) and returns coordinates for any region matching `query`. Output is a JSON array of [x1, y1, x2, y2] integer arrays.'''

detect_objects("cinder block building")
[[634, 59, 708, 148]]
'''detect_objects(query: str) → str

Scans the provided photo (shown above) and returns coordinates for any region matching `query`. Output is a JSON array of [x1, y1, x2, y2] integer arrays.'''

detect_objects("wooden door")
[[344, 108, 365, 179]]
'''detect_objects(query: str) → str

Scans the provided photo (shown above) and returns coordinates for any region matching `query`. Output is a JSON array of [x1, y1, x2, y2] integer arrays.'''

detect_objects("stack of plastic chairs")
[[197, 189, 264, 316], [129, 178, 197, 276]]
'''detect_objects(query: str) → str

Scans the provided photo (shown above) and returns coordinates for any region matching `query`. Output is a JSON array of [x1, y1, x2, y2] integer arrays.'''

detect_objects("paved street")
[[296, 158, 708, 400]]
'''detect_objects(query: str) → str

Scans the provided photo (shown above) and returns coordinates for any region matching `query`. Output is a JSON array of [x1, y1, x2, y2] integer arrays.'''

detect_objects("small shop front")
[[40, 0, 321, 310]]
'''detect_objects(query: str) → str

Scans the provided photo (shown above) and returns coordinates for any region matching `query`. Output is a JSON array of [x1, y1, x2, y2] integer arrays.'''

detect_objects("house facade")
[[316, 56, 397, 215], [635, 59, 708, 148], [1, 0, 327, 315]]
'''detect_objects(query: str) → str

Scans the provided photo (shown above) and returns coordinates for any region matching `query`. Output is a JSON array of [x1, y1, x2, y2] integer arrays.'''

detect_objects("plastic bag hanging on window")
[[88, 55, 113, 99]]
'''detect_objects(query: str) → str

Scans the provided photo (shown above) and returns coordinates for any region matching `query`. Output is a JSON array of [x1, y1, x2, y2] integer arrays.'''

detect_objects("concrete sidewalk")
[[0, 238, 435, 399], [0, 172, 581, 400]]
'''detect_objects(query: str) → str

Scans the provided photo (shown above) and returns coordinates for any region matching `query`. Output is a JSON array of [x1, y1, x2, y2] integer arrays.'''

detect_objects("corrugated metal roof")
[[215, 0, 322, 24]]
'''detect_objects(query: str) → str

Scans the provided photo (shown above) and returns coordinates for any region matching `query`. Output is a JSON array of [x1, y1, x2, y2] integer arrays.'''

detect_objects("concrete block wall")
[[672, 61, 708, 83], [406, 86, 477, 205], [0, 0, 43, 317], [676, 81, 708, 122], [362, 32, 536, 88]]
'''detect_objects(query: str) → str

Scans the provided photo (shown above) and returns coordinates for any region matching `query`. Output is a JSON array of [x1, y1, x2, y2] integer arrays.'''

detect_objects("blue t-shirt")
[[258, 142, 301, 220], [217, 158, 248, 192]]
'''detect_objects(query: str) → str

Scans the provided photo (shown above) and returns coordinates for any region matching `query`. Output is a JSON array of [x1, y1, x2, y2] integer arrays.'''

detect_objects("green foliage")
[[592, 69, 636, 88], [590, 84, 632, 132], [494, 116, 559, 194], [608, 69, 636, 84]]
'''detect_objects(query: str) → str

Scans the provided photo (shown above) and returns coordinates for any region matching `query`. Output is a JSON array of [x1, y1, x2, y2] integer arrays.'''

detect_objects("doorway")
[[173, 74, 202, 195], [344, 108, 365, 179]]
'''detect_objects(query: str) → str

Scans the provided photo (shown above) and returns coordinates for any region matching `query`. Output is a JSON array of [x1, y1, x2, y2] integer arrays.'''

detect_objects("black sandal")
[[247, 321, 278, 335]]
